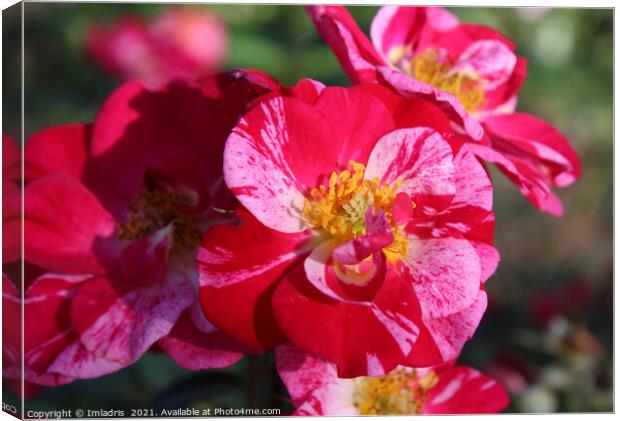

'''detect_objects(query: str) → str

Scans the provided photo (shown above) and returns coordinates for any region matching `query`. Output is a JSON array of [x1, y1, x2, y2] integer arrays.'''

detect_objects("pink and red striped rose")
[[198, 80, 498, 377], [306, 5, 580, 216]]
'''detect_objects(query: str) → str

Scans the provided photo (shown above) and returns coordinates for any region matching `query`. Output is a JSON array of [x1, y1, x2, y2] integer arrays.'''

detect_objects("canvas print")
[[1, 2, 613, 417]]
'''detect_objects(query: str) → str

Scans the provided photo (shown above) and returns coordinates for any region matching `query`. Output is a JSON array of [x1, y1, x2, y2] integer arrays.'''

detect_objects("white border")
[[0, 1, 616, 420]]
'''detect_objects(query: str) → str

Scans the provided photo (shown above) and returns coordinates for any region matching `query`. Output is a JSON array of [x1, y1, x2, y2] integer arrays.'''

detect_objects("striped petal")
[[70, 272, 194, 367], [423, 364, 509, 414], [273, 265, 421, 378], [400, 235, 481, 320], [305, 5, 386, 84], [224, 86, 394, 233], [158, 303, 245, 370], [364, 127, 456, 213], [197, 208, 309, 351], [405, 290, 487, 366], [276, 343, 357, 415]]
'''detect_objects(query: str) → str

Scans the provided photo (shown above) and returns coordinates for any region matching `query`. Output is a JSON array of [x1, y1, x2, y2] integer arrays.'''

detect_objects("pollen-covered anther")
[[303, 161, 409, 262], [353, 368, 439, 415], [408, 49, 485, 112], [117, 184, 201, 254]]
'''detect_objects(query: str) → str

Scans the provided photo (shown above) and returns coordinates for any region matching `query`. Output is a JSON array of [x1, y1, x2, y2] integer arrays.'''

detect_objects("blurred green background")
[[3, 2, 613, 414]]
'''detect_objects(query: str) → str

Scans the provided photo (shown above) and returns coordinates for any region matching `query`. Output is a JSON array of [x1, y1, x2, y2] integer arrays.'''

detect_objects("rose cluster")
[[3, 6, 580, 415]]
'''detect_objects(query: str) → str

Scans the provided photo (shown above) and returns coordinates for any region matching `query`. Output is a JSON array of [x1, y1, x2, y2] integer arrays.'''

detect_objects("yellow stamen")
[[408, 49, 485, 112], [353, 368, 439, 415], [303, 161, 409, 263], [117, 184, 201, 254], [387, 45, 411, 66]]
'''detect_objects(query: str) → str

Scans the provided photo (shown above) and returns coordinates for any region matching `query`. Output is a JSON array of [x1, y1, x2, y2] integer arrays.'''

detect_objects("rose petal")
[[24, 124, 91, 182], [305, 240, 386, 304], [3, 274, 21, 369], [119, 226, 172, 284], [70, 272, 194, 366], [158, 305, 244, 370], [400, 235, 481, 319], [371, 6, 427, 60], [3, 182, 21, 263], [406, 290, 487, 366], [306, 5, 386, 83], [197, 208, 309, 351], [483, 112, 581, 188], [224, 86, 395, 232], [467, 140, 565, 217], [465, 213, 499, 283], [477, 57, 527, 114], [275, 343, 357, 415], [46, 340, 125, 380], [365, 127, 456, 213], [421, 145, 495, 241], [24, 175, 119, 274], [90, 77, 252, 205], [454, 40, 517, 91], [423, 364, 509, 414], [371, 6, 458, 65], [378, 66, 486, 141], [21, 273, 91, 384], [273, 266, 421, 378]]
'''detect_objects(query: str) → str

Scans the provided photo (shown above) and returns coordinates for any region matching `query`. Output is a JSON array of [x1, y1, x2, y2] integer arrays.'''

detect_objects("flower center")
[[353, 368, 439, 415], [403, 49, 485, 112], [117, 178, 201, 254], [303, 161, 409, 263]]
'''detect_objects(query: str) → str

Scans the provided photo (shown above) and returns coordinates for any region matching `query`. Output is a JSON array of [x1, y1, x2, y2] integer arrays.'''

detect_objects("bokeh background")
[[2, 2, 613, 414]]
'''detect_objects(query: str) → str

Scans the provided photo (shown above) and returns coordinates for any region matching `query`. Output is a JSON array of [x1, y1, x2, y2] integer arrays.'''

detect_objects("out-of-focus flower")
[[530, 280, 595, 327], [486, 349, 539, 394], [198, 81, 498, 377], [18, 70, 277, 384], [306, 5, 580, 216], [3, 214, 61, 392], [86, 7, 228, 88], [2, 275, 43, 398], [276, 343, 509, 415], [2, 135, 20, 265], [486, 286, 611, 413], [4, 272, 106, 386], [2, 275, 21, 380], [2, 135, 23, 388]]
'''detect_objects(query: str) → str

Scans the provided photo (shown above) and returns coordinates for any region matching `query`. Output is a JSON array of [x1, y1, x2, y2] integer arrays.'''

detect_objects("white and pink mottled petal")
[[71, 274, 194, 367], [455, 40, 517, 91], [223, 97, 306, 233], [423, 290, 487, 362], [47, 340, 126, 379], [370, 6, 401, 56], [451, 147, 493, 212], [157, 307, 244, 371], [276, 344, 358, 415], [471, 241, 499, 283], [275, 343, 339, 404], [401, 236, 481, 319], [304, 241, 347, 302], [425, 7, 460, 31], [365, 127, 455, 212]]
